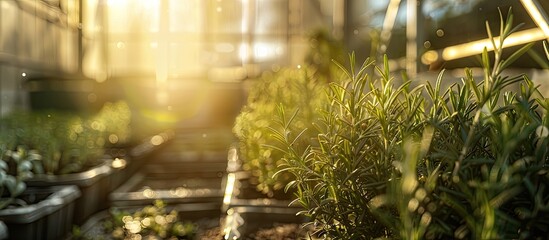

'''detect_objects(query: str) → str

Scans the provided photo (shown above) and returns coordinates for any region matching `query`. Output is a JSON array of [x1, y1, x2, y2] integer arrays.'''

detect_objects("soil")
[[80, 216, 314, 240], [78, 217, 221, 239], [198, 223, 314, 240], [244, 223, 315, 240]]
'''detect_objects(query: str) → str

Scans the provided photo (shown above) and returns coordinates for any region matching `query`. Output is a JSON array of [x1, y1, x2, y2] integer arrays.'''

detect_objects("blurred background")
[[1, 0, 548, 130]]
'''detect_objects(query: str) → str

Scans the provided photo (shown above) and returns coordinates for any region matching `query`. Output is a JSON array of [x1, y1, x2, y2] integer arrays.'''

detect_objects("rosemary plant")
[[411, 10, 549, 239], [270, 54, 424, 239], [273, 9, 549, 240]]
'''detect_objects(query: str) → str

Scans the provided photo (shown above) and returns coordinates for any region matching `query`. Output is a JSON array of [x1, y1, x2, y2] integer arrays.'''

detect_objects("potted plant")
[[0, 144, 81, 240]]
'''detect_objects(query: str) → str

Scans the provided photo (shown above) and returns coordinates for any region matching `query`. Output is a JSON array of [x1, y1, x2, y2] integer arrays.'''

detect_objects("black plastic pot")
[[25, 161, 112, 225], [0, 185, 81, 240]]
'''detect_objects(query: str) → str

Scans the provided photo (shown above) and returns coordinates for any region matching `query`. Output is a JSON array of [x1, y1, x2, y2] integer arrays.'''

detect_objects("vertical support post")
[[156, 0, 169, 84], [100, 0, 109, 81], [333, 0, 345, 40], [288, 0, 302, 65], [78, 0, 84, 75], [380, 0, 402, 55], [406, 0, 423, 78], [241, 0, 256, 77], [0, 66, 2, 117], [155, 0, 169, 105]]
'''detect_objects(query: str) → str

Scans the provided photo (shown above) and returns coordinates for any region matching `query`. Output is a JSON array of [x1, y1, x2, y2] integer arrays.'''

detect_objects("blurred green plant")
[[93, 101, 132, 147], [0, 101, 131, 175], [233, 65, 329, 195], [233, 29, 347, 195], [104, 200, 196, 240], [305, 29, 346, 80], [0, 146, 39, 209]]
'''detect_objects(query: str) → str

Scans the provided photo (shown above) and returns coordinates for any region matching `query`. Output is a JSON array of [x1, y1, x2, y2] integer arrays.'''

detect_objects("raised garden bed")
[[219, 146, 312, 239], [76, 202, 221, 239], [221, 173, 308, 239], [76, 202, 314, 240], [109, 129, 231, 208], [222, 170, 298, 227], [223, 206, 312, 240], [0, 185, 80, 240], [25, 161, 112, 225], [109, 171, 224, 209], [107, 131, 175, 192]]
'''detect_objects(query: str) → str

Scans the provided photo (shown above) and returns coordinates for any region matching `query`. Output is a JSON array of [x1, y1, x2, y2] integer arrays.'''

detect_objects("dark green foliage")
[[273, 9, 549, 240], [411, 10, 549, 239]]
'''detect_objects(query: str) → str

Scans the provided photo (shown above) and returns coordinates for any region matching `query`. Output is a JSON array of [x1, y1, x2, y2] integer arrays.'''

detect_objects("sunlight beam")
[[422, 28, 545, 64]]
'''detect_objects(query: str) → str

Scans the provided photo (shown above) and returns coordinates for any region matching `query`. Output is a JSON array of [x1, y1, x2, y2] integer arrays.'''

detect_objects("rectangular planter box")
[[77, 202, 222, 239], [109, 171, 224, 208], [222, 171, 296, 212], [110, 130, 227, 209], [25, 161, 112, 225], [108, 131, 174, 192], [0, 185, 80, 240], [223, 206, 310, 239], [221, 146, 310, 239], [221, 171, 309, 239]]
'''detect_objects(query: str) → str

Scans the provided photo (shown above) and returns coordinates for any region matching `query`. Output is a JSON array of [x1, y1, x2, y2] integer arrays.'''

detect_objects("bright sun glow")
[[422, 28, 546, 63], [223, 173, 236, 206]]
